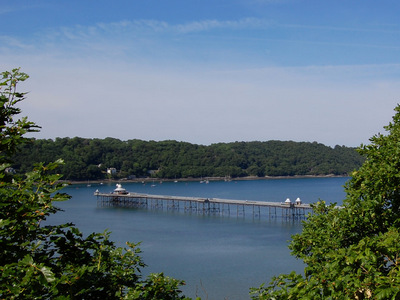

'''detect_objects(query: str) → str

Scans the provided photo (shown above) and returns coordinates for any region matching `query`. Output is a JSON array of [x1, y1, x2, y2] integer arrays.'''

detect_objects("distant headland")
[[12, 138, 363, 182]]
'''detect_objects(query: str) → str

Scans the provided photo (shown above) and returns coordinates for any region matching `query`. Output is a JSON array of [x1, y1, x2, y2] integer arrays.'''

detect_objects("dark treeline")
[[12, 137, 364, 181]]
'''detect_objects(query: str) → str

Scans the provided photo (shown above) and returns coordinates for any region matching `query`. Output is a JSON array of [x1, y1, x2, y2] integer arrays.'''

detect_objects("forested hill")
[[12, 138, 364, 181]]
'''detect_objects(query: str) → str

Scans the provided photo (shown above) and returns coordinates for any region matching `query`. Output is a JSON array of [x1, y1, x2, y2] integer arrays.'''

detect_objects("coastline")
[[64, 174, 349, 185]]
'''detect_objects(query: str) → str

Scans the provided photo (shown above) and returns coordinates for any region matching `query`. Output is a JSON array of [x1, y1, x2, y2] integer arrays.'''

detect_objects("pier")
[[95, 189, 313, 219]]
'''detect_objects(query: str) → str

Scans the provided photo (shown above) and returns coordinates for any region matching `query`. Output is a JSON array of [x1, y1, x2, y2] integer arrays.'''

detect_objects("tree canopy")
[[12, 137, 363, 181], [0, 68, 191, 299], [251, 105, 400, 299]]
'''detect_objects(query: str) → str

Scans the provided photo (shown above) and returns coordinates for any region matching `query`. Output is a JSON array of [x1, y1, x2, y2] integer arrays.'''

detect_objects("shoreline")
[[64, 174, 349, 185]]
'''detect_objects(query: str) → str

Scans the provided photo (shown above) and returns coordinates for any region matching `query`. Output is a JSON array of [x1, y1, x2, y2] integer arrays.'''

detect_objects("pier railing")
[[95, 191, 313, 219]]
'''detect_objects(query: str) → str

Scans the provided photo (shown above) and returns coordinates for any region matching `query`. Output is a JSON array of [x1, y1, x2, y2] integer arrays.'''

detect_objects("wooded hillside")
[[12, 138, 364, 181]]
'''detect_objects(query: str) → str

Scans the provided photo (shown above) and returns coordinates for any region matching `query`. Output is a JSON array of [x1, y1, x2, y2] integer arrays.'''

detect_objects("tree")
[[0, 68, 191, 299], [12, 135, 363, 180], [251, 105, 400, 299]]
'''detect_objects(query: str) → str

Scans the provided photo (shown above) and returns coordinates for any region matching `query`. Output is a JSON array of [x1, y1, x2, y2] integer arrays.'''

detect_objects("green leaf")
[[40, 266, 55, 283]]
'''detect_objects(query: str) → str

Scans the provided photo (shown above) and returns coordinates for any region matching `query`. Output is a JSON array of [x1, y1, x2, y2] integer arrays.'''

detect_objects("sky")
[[1, 0, 400, 147]]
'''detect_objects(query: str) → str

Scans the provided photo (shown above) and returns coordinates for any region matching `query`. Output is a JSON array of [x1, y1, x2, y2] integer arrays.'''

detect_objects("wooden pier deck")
[[95, 191, 313, 219]]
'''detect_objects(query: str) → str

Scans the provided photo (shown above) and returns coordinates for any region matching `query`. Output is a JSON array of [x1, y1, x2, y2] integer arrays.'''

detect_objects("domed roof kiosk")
[[113, 184, 128, 195]]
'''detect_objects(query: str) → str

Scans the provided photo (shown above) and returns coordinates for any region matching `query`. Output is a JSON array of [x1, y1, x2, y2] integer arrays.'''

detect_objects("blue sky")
[[1, 1, 400, 147]]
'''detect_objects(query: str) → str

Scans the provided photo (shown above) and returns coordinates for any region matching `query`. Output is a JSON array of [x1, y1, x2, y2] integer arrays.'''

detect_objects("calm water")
[[47, 177, 348, 300]]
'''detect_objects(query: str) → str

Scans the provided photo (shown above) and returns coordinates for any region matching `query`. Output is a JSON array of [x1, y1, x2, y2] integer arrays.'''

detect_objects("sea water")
[[47, 177, 348, 300]]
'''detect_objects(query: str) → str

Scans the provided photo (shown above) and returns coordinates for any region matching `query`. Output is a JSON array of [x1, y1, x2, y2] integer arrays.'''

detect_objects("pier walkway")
[[95, 190, 313, 219]]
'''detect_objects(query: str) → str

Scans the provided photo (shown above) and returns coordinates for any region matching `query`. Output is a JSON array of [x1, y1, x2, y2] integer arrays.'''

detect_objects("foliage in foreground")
[[0, 68, 191, 299], [251, 105, 400, 299]]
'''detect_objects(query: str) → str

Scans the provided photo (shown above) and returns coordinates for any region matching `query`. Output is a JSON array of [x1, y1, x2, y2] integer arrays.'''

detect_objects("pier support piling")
[[95, 192, 312, 220]]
